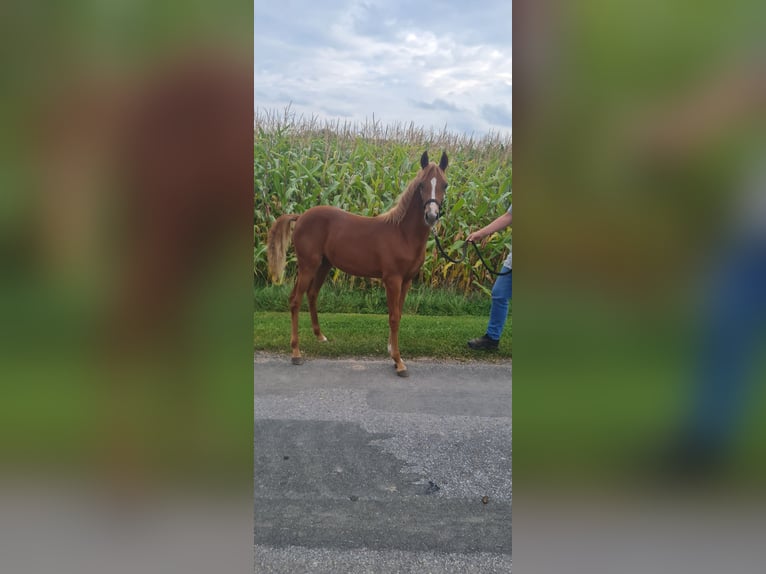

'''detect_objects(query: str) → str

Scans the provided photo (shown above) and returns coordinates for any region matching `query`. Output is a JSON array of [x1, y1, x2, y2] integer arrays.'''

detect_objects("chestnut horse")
[[267, 150, 449, 377]]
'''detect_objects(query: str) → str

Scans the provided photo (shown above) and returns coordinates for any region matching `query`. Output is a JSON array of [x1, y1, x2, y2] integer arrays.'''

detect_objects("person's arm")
[[467, 210, 512, 243]]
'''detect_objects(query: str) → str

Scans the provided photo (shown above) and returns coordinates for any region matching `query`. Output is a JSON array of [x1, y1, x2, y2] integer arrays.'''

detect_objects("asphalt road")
[[254, 352, 513, 573]]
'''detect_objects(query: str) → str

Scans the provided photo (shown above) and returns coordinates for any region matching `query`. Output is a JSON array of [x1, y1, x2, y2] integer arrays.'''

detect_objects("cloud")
[[254, 0, 512, 136], [411, 98, 461, 112], [480, 103, 513, 127]]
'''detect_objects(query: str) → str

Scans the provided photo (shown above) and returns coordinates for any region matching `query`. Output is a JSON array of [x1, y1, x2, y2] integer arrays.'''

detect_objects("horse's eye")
[[444, 183, 448, 190]]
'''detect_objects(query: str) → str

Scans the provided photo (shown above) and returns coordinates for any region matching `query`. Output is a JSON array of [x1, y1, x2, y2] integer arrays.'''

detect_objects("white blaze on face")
[[425, 176, 440, 223]]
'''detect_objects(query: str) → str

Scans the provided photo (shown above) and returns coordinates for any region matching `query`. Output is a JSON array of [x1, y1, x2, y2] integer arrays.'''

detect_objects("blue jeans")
[[685, 239, 766, 451], [486, 268, 512, 340]]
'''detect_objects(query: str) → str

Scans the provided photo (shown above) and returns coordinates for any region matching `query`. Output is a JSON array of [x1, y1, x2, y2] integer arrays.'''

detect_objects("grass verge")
[[254, 311, 511, 361]]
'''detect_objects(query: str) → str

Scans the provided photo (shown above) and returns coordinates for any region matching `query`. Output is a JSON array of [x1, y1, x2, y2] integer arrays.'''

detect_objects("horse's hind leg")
[[289, 268, 314, 365], [307, 258, 332, 342]]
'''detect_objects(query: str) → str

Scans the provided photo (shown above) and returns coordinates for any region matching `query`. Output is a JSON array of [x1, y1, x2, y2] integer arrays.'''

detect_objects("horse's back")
[[297, 205, 368, 223], [293, 206, 373, 239], [292, 206, 389, 275]]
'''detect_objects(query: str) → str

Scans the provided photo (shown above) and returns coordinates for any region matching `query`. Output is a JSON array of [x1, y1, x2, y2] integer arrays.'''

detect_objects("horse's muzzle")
[[423, 199, 441, 226]]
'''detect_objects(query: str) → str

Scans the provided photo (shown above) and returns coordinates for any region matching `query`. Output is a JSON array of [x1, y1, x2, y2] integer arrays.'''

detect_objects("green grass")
[[254, 283, 499, 316], [0, 278, 253, 482], [515, 294, 766, 488], [254, 311, 511, 360]]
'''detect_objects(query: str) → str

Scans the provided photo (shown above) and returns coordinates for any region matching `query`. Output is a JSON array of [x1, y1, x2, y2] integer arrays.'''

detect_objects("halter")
[[423, 197, 442, 219], [423, 175, 443, 221]]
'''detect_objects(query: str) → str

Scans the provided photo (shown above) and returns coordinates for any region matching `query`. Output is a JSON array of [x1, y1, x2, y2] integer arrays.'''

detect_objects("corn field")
[[254, 107, 512, 294]]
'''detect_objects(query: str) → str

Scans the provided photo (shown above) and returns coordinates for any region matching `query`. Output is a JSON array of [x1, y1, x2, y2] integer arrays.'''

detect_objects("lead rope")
[[430, 227, 512, 278]]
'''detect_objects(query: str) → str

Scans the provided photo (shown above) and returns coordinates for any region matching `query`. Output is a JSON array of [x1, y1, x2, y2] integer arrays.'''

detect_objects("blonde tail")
[[267, 214, 299, 284]]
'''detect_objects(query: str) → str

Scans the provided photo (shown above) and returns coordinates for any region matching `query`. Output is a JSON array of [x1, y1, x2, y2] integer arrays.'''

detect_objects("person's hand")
[[466, 230, 483, 243], [466, 231, 490, 248]]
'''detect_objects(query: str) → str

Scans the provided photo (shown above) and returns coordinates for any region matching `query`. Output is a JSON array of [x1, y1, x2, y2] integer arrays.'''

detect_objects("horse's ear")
[[439, 151, 449, 171], [420, 151, 429, 169]]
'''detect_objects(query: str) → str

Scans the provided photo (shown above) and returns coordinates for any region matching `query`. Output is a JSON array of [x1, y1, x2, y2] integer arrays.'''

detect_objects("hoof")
[[396, 369, 410, 378], [317, 335, 328, 343], [291, 357, 305, 365]]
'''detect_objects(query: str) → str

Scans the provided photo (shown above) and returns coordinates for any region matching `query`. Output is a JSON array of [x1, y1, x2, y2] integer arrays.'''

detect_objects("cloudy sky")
[[254, 0, 512, 136]]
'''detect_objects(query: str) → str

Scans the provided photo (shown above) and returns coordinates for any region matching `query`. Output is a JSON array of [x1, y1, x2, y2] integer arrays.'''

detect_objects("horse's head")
[[418, 150, 449, 227]]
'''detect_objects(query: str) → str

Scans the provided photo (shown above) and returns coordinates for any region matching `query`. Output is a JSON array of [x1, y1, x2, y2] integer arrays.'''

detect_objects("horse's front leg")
[[399, 278, 412, 316], [384, 276, 408, 377]]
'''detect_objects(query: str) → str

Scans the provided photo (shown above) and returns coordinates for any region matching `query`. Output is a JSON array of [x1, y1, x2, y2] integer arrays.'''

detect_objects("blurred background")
[[0, 2, 252, 573], [3, 0, 766, 571], [514, 0, 766, 572]]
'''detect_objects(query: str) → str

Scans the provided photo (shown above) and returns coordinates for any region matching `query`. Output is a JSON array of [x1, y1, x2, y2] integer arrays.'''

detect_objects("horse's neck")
[[400, 194, 429, 243]]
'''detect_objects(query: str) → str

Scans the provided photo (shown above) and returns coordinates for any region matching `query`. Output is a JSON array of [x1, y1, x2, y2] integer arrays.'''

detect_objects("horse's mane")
[[378, 170, 424, 225]]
